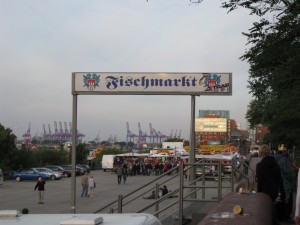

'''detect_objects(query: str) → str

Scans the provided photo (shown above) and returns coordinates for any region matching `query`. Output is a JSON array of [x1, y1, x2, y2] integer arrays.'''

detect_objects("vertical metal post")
[[189, 95, 196, 198], [155, 183, 159, 214], [231, 159, 235, 192], [202, 165, 205, 199], [178, 161, 184, 225], [118, 195, 123, 213], [218, 160, 222, 201], [71, 93, 77, 213]]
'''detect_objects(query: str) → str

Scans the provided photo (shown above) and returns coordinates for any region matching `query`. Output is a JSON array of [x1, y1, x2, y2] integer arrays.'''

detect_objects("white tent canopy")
[[116, 152, 149, 157]]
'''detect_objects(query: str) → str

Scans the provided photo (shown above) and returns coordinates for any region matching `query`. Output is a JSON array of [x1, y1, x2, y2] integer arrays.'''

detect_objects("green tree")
[[0, 123, 17, 172], [164, 138, 184, 142], [115, 141, 127, 151], [34, 147, 69, 166], [214, 0, 300, 149], [127, 141, 134, 149], [12, 149, 36, 170], [76, 143, 88, 164]]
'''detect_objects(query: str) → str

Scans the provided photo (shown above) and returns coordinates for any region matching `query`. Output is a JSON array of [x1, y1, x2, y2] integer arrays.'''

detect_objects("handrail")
[[137, 189, 180, 213], [94, 165, 180, 213], [94, 156, 253, 225]]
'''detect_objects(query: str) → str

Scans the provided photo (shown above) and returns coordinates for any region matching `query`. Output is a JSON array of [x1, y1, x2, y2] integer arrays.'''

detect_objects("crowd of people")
[[256, 144, 298, 224], [114, 157, 181, 177]]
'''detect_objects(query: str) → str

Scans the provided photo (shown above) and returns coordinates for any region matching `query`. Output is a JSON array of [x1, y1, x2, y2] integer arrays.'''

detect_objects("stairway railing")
[[94, 157, 253, 224]]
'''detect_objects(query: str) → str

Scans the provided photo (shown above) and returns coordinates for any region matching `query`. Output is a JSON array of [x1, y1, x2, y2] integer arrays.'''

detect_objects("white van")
[[101, 155, 115, 172]]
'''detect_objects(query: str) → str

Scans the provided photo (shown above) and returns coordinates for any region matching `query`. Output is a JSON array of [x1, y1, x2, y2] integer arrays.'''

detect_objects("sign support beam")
[[189, 95, 196, 197], [71, 94, 77, 213]]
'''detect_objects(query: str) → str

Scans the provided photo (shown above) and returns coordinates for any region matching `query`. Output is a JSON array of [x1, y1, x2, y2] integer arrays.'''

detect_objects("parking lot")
[[0, 170, 163, 214]]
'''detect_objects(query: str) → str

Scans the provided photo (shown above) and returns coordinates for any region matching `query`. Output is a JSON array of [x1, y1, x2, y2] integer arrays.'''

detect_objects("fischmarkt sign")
[[72, 72, 232, 95]]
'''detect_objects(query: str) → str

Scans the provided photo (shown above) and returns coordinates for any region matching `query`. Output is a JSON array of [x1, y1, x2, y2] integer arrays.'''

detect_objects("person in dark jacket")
[[273, 144, 294, 222], [160, 185, 169, 196], [256, 144, 284, 223], [34, 177, 46, 204]]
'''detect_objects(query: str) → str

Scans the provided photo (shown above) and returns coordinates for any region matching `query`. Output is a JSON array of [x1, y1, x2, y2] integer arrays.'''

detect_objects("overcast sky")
[[0, 0, 258, 142]]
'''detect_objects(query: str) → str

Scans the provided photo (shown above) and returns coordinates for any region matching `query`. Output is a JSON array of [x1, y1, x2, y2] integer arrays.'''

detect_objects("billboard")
[[72, 72, 232, 95], [198, 110, 230, 119], [195, 118, 228, 132]]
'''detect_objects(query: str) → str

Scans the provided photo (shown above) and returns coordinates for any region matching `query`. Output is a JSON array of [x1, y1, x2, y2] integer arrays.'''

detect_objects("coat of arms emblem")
[[83, 73, 100, 90]]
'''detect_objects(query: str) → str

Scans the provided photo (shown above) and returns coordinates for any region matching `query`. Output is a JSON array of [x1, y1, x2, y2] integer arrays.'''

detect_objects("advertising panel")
[[199, 145, 237, 154], [195, 118, 228, 132], [72, 72, 232, 95]]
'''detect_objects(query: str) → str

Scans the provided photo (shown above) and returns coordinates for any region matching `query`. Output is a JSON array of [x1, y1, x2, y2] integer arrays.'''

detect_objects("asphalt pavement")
[[0, 170, 162, 214]]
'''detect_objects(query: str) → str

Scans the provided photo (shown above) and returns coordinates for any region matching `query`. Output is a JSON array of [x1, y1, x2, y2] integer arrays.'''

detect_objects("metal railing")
[[94, 157, 253, 225]]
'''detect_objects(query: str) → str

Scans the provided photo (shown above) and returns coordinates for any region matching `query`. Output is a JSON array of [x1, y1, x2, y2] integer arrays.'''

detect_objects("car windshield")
[[36, 168, 53, 173]]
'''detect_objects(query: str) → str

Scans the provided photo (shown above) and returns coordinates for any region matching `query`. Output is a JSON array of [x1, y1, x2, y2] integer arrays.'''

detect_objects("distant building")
[[255, 124, 269, 144], [195, 110, 247, 145], [230, 128, 249, 142], [196, 110, 231, 145]]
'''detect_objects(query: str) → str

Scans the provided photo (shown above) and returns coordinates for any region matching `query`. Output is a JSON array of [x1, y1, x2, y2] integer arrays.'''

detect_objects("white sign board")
[[162, 142, 184, 149], [72, 72, 232, 95]]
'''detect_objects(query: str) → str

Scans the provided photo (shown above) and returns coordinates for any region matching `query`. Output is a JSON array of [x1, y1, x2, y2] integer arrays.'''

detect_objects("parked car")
[[75, 164, 88, 175], [195, 166, 218, 180], [12, 168, 50, 181], [60, 165, 81, 176], [44, 165, 71, 178], [250, 146, 259, 157], [77, 164, 90, 173], [33, 167, 62, 180], [222, 161, 232, 174]]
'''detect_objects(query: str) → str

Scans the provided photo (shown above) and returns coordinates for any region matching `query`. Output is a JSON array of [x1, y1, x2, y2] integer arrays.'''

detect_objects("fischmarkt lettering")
[[73, 72, 232, 95], [105, 75, 197, 90]]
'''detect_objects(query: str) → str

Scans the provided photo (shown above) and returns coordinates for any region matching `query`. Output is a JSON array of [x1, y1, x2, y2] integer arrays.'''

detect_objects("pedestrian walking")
[[116, 165, 123, 184], [88, 175, 96, 197], [273, 144, 294, 222], [256, 144, 284, 223], [122, 163, 128, 184], [34, 177, 46, 204], [81, 172, 89, 197]]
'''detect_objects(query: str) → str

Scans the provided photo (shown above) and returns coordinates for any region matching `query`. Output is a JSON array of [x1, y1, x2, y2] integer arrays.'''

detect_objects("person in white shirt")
[[88, 175, 96, 197]]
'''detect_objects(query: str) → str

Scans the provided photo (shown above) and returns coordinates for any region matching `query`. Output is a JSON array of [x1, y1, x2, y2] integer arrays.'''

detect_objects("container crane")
[[54, 122, 58, 140], [22, 122, 31, 146], [170, 129, 173, 138], [137, 122, 148, 146], [151, 126, 160, 143], [43, 124, 47, 139], [178, 130, 181, 139], [64, 122, 68, 134], [126, 122, 137, 143], [48, 124, 52, 140], [69, 122, 72, 134], [149, 123, 155, 144]]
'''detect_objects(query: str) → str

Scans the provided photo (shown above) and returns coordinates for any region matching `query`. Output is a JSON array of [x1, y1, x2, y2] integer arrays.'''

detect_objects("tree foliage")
[[76, 143, 89, 164], [164, 138, 184, 142], [218, 0, 300, 148], [0, 123, 93, 178], [0, 123, 17, 172]]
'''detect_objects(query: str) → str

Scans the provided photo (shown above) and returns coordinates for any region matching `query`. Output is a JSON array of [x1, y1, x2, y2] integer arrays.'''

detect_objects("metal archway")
[[70, 72, 232, 213]]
